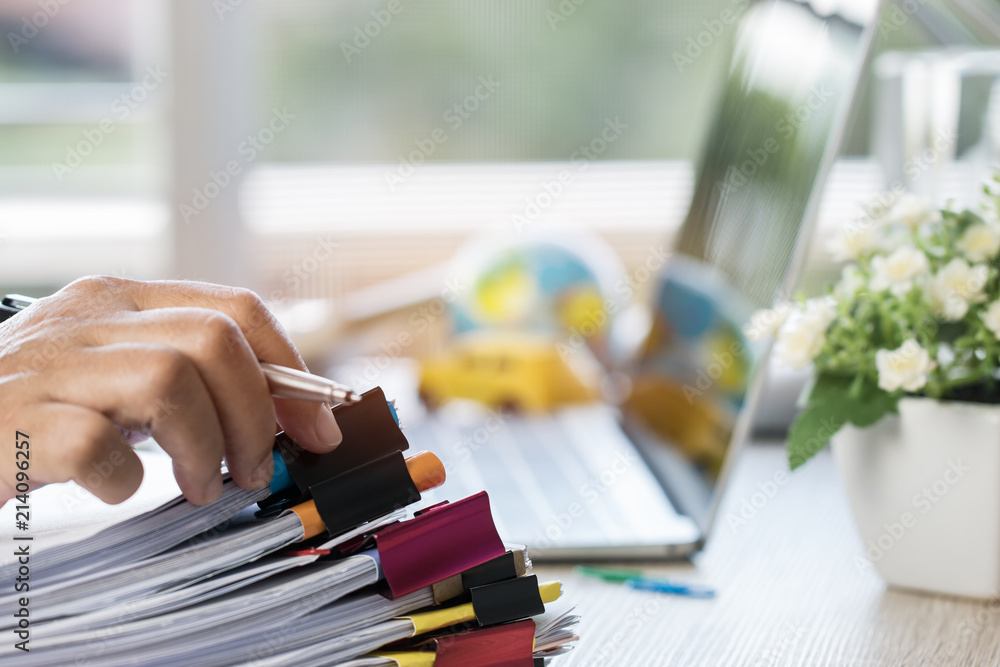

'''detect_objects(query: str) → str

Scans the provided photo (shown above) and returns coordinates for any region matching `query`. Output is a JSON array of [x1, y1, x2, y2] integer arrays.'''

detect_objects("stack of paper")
[[1, 387, 579, 666]]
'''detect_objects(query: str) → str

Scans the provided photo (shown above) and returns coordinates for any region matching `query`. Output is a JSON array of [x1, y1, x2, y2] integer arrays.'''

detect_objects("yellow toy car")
[[418, 334, 599, 412]]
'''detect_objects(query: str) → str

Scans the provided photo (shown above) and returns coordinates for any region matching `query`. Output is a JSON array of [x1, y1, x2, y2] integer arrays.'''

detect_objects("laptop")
[[402, 0, 883, 559]]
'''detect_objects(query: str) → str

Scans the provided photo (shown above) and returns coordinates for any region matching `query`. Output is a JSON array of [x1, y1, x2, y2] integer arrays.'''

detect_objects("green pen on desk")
[[576, 566, 716, 599]]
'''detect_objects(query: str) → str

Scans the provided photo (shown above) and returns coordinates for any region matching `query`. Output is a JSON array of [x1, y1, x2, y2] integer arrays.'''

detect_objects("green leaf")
[[802, 373, 851, 405], [787, 373, 898, 470], [787, 404, 840, 470]]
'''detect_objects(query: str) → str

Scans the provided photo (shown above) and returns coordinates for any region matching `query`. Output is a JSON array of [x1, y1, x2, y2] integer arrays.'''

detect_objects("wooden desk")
[[535, 443, 1000, 666]]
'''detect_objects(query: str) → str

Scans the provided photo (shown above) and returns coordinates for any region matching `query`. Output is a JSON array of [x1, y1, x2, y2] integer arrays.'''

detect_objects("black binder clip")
[[469, 574, 546, 627], [257, 387, 421, 536], [432, 546, 529, 603]]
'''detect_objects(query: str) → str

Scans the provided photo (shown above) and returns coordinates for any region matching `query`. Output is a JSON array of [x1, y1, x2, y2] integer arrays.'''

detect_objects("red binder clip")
[[433, 619, 537, 667], [283, 547, 332, 557], [372, 491, 506, 598]]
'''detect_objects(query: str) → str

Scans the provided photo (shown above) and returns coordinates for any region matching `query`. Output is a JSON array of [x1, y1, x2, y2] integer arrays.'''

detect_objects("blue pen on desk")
[[625, 577, 716, 598], [576, 565, 716, 599]]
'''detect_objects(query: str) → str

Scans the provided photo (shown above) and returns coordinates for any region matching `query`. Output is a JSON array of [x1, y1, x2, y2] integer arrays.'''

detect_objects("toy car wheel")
[[497, 398, 520, 414], [419, 388, 438, 410]]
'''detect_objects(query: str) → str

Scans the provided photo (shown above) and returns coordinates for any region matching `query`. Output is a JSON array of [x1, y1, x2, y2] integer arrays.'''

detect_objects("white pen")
[[260, 362, 363, 405]]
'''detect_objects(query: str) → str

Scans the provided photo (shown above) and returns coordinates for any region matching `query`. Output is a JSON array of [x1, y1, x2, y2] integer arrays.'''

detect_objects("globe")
[[447, 230, 624, 357]]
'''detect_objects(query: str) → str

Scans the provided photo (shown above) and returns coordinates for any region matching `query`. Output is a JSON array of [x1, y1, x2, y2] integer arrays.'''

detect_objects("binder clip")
[[367, 491, 506, 598], [433, 546, 529, 603], [258, 387, 422, 537], [429, 619, 537, 667], [469, 574, 546, 627]]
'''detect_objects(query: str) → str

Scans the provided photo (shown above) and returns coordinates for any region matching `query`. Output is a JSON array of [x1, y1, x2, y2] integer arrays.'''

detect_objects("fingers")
[[5, 402, 143, 505], [92, 308, 276, 490], [127, 280, 344, 452], [274, 399, 344, 455], [24, 277, 343, 507], [129, 281, 304, 366], [33, 344, 226, 505]]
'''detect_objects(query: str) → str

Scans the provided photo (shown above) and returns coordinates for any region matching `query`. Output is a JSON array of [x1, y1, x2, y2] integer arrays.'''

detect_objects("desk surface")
[[535, 443, 1000, 667], [5, 443, 1000, 666]]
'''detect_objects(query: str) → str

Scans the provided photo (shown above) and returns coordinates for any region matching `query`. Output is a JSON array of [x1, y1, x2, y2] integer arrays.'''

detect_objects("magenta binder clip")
[[373, 491, 505, 598]]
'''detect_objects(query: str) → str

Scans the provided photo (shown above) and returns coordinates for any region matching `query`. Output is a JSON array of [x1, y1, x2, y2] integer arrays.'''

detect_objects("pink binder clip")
[[373, 491, 505, 598]]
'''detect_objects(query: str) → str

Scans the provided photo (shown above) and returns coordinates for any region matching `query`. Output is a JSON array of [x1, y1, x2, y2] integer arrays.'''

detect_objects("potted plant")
[[752, 177, 1000, 598]]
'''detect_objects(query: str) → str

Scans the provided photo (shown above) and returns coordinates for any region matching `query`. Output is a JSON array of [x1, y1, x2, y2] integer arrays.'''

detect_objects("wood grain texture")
[[535, 443, 1000, 667]]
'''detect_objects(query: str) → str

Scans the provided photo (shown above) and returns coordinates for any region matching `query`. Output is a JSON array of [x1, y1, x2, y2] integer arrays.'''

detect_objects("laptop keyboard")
[[406, 402, 700, 553]]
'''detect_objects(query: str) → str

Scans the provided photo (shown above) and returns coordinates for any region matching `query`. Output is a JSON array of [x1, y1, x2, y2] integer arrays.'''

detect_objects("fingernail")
[[249, 454, 274, 489], [315, 403, 343, 448]]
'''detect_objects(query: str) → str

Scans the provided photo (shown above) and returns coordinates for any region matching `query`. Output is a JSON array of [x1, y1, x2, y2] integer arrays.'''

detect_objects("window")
[[0, 0, 946, 306], [0, 0, 168, 289]]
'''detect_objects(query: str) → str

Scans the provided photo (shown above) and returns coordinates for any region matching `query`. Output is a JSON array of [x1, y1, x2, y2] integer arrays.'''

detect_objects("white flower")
[[875, 339, 936, 392], [834, 265, 866, 301], [875, 225, 912, 254], [869, 246, 930, 296], [745, 302, 792, 342], [981, 300, 1000, 338], [803, 295, 838, 325], [956, 223, 1000, 262], [925, 258, 989, 321], [772, 297, 837, 369], [885, 194, 942, 230], [859, 190, 899, 226], [827, 225, 878, 262]]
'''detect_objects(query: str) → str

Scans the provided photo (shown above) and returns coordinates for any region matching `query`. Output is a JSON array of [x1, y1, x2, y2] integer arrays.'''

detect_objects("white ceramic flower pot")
[[831, 397, 1000, 598]]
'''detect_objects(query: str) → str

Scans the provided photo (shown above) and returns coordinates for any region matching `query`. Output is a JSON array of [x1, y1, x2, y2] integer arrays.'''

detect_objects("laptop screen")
[[624, 0, 882, 534]]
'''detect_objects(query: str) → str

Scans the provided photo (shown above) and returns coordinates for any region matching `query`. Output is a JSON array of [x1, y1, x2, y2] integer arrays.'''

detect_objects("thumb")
[[274, 398, 343, 452]]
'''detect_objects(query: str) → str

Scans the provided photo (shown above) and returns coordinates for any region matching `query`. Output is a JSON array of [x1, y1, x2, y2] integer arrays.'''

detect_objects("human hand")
[[0, 276, 344, 506]]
